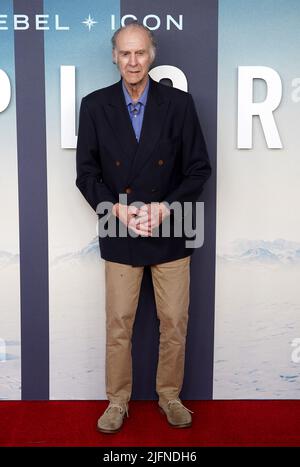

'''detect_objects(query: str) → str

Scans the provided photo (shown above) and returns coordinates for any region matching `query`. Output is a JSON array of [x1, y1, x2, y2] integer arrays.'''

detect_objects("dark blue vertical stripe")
[[122, 0, 218, 400], [14, 0, 49, 400]]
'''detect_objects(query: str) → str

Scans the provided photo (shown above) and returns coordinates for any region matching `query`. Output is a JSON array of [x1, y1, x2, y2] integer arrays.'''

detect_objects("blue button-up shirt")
[[122, 78, 149, 142]]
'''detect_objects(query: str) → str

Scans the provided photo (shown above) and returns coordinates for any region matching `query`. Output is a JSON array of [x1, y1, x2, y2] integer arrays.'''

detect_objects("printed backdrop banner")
[[0, 0, 20, 400], [1, 0, 298, 401], [44, 0, 120, 401], [214, 0, 300, 398], [1, 0, 217, 400]]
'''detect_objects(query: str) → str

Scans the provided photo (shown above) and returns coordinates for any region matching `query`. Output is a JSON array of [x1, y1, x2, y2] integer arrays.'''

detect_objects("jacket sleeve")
[[75, 97, 117, 212], [163, 93, 212, 206]]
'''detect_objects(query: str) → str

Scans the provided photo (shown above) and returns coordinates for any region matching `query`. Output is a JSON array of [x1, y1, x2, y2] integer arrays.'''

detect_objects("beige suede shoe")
[[159, 399, 193, 428], [97, 402, 129, 434]]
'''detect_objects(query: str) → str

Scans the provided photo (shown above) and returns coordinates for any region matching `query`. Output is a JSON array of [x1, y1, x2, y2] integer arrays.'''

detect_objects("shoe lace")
[[167, 399, 194, 414], [106, 402, 129, 417]]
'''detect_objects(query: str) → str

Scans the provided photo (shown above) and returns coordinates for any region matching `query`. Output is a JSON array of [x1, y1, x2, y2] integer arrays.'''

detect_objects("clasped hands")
[[112, 202, 171, 236]]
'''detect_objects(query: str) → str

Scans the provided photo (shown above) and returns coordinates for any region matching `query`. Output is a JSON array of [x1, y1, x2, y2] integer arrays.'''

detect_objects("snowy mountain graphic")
[[241, 247, 279, 264], [218, 238, 300, 265], [51, 236, 100, 266], [0, 251, 19, 268], [3, 237, 300, 267], [0, 239, 101, 268]]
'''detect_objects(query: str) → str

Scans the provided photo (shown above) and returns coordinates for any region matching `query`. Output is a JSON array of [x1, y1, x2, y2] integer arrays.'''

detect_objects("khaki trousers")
[[105, 255, 191, 406]]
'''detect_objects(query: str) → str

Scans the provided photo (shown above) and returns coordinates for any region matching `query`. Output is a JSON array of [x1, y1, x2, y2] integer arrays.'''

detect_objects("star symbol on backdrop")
[[82, 14, 98, 31]]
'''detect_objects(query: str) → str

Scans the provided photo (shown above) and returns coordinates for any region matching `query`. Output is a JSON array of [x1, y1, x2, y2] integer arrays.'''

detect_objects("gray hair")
[[111, 20, 157, 62]]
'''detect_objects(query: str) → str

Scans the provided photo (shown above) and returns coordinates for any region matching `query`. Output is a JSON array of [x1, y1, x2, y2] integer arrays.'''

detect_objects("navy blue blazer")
[[76, 75, 211, 266]]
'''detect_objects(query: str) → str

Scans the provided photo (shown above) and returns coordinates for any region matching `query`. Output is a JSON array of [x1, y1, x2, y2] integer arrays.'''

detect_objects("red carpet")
[[0, 400, 300, 447]]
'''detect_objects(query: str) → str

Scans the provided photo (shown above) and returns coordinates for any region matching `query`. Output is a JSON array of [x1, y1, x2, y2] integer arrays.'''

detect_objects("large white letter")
[[14, 15, 29, 30], [0, 14, 8, 30], [143, 15, 160, 30], [111, 14, 116, 30], [166, 15, 183, 30], [121, 15, 137, 27], [55, 14, 69, 31], [238, 66, 282, 149], [0, 70, 11, 112], [60, 66, 76, 148], [36, 14, 49, 30], [149, 65, 188, 92]]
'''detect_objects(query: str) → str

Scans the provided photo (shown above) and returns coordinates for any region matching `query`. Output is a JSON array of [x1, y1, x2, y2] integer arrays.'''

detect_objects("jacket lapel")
[[103, 79, 138, 160], [127, 76, 170, 184], [103, 76, 170, 184]]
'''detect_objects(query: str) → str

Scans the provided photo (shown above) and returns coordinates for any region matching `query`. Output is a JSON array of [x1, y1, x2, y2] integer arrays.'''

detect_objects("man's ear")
[[112, 51, 117, 64]]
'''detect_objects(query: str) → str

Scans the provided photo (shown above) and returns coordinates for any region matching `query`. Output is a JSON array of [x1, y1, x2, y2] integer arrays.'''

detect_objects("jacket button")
[[125, 187, 132, 194], [158, 159, 164, 166], [115, 160, 121, 167]]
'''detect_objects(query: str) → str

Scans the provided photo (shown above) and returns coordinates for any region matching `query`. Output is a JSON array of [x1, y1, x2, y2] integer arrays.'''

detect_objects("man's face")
[[113, 27, 153, 88]]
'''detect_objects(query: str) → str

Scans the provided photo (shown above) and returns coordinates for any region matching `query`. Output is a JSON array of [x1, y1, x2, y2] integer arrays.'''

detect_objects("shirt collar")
[[122, 77, 149, 107]]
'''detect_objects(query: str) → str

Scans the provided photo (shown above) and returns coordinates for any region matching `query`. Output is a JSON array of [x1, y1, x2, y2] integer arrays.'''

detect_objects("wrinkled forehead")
[[115, 27, 151, 51]]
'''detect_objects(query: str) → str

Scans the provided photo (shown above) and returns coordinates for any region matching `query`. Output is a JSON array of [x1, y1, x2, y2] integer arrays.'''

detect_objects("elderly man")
[[76, 21, 211, 433]]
